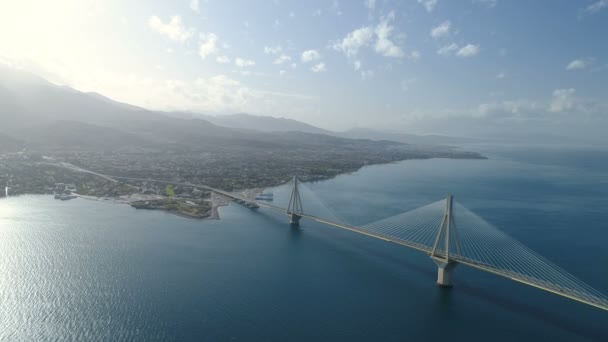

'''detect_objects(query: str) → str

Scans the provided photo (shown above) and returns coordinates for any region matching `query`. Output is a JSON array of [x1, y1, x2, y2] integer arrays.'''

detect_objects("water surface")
[[1, 146, 607, 341]]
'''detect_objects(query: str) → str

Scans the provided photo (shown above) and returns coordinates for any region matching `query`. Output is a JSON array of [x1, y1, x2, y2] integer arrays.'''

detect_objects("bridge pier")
[[287, 176, 304, 226], [289, 213, 302, 226], [430, 194, 462, 288], [432, 258, 458, 287]]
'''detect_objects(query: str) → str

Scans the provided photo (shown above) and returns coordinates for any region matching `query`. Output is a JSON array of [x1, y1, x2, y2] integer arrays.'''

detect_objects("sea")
[[1, 144, 607, 341]]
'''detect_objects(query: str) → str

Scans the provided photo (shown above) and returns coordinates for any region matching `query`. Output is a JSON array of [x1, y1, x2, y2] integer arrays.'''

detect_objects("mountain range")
[[0, 64, 481, 156], [0, 64, 487, 190]]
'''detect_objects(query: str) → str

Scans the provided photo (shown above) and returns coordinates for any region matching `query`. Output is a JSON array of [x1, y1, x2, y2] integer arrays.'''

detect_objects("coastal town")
[[0, 141, 485, 219], [1, 152, 222, 219]]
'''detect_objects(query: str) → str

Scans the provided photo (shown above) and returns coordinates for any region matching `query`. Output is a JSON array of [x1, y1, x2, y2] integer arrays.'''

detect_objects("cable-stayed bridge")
[[204, 176, 608, 313], [82, 170, 608, 312]]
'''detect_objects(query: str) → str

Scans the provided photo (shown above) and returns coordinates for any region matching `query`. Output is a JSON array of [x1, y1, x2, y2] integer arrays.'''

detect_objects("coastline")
[[209, 193, 231, 219], [81, 192, 238, 220], [2, 154, 488, 220]]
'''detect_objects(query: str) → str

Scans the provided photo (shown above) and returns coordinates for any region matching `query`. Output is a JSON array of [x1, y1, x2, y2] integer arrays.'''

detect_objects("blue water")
[[1, 145, 607, 341]]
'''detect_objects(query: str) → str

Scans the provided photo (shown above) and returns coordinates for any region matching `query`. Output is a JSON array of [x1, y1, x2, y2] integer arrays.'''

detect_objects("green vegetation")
[[130, 199, 211, 219], [0, 162, 137, 198], [165, 184, 175, 197]]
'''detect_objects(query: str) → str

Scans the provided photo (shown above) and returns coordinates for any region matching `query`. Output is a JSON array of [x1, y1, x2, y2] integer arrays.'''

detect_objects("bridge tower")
[[430, 194, 462, 287], [287, 175, 304, 225]]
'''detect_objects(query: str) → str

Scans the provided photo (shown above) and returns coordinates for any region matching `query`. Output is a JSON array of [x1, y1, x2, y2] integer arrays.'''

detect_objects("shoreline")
[[81, 192, 239, 220], [0, 191, 241, 221], [2, 155, 488, 220], [209, 193, 231, 219]]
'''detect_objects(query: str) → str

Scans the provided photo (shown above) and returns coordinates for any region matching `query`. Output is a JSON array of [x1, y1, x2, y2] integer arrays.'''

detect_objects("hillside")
[[0, 65, 485, 190], [200, 113, 331, 134]]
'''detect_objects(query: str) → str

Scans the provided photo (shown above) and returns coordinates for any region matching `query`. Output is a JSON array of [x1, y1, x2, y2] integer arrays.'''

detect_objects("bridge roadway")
[[111, 175, 608, 311], [42, 162, 608, 312]]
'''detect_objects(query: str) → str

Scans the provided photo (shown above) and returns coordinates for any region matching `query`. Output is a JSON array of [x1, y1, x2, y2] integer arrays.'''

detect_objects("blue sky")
[[0, 0, 607, 140]]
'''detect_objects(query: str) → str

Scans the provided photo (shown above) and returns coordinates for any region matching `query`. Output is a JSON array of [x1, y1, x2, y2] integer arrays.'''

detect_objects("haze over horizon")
[[1, 0, 607, 141]]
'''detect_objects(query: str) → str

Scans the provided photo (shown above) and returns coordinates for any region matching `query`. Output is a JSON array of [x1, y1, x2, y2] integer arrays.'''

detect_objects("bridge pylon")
[[430, 194, 462, 287], [287, 175, 304, 225]]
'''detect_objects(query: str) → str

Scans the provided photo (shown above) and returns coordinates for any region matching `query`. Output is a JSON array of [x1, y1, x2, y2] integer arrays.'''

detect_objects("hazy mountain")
[[0, 65, 233, 150], [84, 91, 145, 112], [0, 65, 485, 195], [0, 65, 484, 151], [0, 66, 388, 152], [0, 65, 330, 139], [338, 128, 484, 146], [0, 65, 486, 170], [0, 132, 23, 152], [0, 64, 163, 131], [194, 113, 331, 134], [20, 120, 152, 151]]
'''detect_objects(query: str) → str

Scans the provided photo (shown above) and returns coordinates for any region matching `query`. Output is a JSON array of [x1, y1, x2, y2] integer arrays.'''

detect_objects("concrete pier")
[[289, 213, 301, 226], [433, 258, 458, 287], [287, 175, 304, 225]]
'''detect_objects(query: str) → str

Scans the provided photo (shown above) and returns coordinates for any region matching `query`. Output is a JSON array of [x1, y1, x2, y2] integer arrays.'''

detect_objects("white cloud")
[[497, 72, 506, 79], [279, 70, 287, 75], [417, 0, 438, 12], [332, 26, 374, 58], [586, 0, 608, 13], [301, 49, 321, 62], [473, 0, 498, 8], [365, 0, 377, 10], [289, 11, 295, 18], [273, 54, 291, 64], [566, 58, 590, 70], [374, 12, 404, 58], [162, 75, 316, 118], [474, 89, 598, 121], [310, 62, 326, 72], [549, 88, 576, 112], [148, 15, 194, 43], [361, 69, 374, 80], [199, 32, 219, 60], [430, 21, 451, 39], [332, 11, 411, 66], [476, 100, 543, 120], [216, 55, 230, 64], [394, 91, 607, 142], [235, 58, 255, 67], [190, 0, 200, 13], [264, 45, 282, 55], [331, 0, 343, 16], [401, 78, 416, 92], [438, 43, 479, 57], [437, 43, 458, 55], [313, 9, 322, 16], [456, 44, 480, 57]]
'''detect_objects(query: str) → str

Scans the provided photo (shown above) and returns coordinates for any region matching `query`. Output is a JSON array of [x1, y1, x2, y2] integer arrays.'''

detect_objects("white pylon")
[[430, 194, 462, 287], [287, 175, 303, 225]]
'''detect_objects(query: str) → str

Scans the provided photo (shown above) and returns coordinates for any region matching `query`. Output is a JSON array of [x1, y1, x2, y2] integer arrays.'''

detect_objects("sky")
[[0, 0, 607, 140]]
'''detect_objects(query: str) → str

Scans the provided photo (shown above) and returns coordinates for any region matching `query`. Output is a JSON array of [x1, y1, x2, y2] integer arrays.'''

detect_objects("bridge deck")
[[222, 190, 608, 311], [100, 175, 608, 312]]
